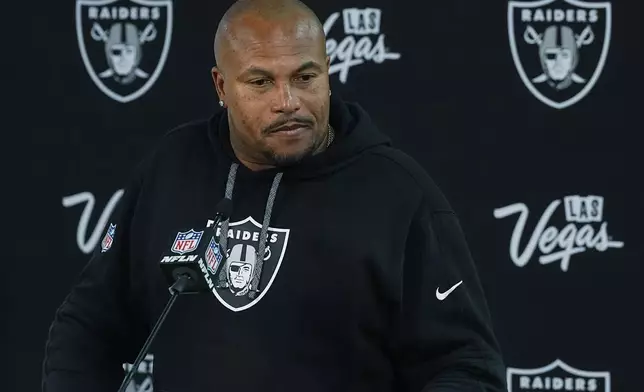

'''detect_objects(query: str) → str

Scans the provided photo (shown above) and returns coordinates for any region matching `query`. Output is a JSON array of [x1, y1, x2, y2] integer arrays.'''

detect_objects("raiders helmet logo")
[[122, 353, 154, 392], [508, 0, 611, 109], [75, 0, 173, 103], [208, 216, 290, 312]]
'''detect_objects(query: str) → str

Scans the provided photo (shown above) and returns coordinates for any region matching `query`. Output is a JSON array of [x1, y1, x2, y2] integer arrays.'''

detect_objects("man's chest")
[[137, 176, 407, 317]]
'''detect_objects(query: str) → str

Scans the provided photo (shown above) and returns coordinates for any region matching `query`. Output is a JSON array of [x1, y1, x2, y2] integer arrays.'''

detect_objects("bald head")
[[214, 0, 326, 72], [210, 0, 331, 171]]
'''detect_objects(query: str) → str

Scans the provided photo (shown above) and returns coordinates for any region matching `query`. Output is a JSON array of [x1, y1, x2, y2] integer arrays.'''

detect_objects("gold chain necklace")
[[326, 124, 335, 148]]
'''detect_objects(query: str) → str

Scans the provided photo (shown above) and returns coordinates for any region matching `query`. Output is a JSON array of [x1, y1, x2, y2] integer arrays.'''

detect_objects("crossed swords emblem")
[[523, 24, 594, 84], [90, 22, 157, 79]]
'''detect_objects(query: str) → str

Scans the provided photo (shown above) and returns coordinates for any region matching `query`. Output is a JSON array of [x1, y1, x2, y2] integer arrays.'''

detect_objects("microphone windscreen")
[[215, 198, 233, 219]]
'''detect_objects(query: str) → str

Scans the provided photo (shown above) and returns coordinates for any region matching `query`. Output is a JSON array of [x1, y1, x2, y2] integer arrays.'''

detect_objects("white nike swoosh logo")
[[436, 280, 463, 301]]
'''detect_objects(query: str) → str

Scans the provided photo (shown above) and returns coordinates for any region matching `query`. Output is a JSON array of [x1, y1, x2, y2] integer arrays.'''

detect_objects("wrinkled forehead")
[[224, 15, 326, 74]]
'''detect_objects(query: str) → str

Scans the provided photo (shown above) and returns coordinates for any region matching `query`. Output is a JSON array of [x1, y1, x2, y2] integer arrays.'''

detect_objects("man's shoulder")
[[160, 117, 211, 147], [145, 117, 213, 161], [132, 117, 213, 178], [364, 145, 453, 212]]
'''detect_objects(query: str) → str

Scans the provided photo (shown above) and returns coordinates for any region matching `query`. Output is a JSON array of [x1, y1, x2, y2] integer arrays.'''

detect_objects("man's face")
[[213, 17, 330, 167]]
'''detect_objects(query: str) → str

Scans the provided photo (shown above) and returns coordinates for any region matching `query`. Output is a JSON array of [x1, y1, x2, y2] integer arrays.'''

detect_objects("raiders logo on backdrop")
[[122, 353, 154, 392], [507, 359, 610, 392], [203, 216, 290, 312], [75, 0, 173, 103], [508, 0, 611, 109]]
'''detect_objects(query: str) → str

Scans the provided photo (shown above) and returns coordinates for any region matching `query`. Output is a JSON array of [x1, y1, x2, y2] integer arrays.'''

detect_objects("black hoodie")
[[43, 96, 505, 392]]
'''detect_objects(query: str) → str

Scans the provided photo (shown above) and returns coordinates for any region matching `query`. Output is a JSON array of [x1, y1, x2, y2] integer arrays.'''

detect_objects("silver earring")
[[219, 100, 224, 107], [329, 90, 332, 96]]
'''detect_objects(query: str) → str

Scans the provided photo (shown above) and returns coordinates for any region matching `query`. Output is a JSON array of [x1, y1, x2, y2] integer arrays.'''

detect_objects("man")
[[42, 0, 506, 391]]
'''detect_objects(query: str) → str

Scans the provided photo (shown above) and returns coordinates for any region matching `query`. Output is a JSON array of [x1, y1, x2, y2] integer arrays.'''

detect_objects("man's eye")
[[295, 74, 315, 82], [250, 79, 271, 86]]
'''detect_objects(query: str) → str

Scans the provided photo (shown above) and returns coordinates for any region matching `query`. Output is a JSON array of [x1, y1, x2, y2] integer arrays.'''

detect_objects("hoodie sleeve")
[[393, 188, 506, 391], [42, 163, 150, 392]]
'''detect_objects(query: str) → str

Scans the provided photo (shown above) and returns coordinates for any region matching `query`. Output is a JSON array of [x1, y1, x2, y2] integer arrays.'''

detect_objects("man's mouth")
[[271, 123, 310, 135]]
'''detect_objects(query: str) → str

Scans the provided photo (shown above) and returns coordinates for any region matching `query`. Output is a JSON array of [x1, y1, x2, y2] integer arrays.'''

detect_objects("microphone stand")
[[116, 274, 191, 392], [118, 198, 232, 391]]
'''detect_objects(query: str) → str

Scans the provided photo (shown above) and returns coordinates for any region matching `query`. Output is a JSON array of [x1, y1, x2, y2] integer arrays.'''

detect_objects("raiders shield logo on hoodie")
[[75, 0, 173, 103], [206, 216, 290, 312]]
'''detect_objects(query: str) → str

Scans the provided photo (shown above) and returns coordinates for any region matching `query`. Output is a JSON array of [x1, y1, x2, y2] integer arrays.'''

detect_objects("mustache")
[[263, 116, 315, 134]]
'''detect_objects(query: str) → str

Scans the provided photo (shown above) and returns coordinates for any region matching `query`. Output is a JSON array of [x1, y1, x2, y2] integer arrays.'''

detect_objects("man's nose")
[[272, 83, 301, 114]]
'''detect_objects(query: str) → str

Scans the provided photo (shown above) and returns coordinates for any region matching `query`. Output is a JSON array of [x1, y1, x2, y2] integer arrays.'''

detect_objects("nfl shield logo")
[[171, 229, 204, 255], [75, 0, 174, 103], [101, 223, 116, 253], [508, 0, 612, 109], [205, 236, 224, 274]]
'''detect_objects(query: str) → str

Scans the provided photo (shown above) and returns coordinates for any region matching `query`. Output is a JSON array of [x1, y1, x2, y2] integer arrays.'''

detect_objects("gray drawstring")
[[217, 162, 238, 262], [249, 172, 282, 299], [214, 162, 283, 300]]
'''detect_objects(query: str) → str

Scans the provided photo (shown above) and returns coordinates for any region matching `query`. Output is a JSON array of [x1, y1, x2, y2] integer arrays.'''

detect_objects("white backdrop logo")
[[76, 0, 173, 103], [123, 353, 154, 392], [508, 0, 611, 109], [493, 195, 623, 271], [323, 8, 401, 83], [63, 189, 124, 254], [507, 359, 610, 391]]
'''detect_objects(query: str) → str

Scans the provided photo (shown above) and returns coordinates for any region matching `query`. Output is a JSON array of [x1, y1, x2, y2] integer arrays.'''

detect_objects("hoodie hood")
[[204, 93, 391, 300], [207, 93, 391, 180]]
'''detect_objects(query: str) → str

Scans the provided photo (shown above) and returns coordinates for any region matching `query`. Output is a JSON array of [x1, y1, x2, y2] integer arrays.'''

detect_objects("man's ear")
[[211, 66, 225, 102]]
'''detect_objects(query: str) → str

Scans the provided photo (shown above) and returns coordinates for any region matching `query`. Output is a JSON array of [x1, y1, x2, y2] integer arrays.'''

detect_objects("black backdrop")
[[10, 0, 643, 391]]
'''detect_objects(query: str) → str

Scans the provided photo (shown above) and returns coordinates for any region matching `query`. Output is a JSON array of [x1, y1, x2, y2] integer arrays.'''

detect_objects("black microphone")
[[158, 198, 232, 294], [116, 198, 233, 392]]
